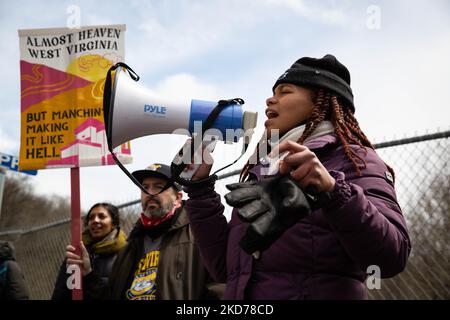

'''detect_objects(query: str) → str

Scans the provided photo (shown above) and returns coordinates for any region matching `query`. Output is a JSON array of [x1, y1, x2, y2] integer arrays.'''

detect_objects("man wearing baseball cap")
[[81, 163, 223, 300]]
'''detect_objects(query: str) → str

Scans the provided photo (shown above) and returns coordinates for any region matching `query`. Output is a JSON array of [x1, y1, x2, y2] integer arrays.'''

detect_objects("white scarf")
[[256, 120, 335, 176]]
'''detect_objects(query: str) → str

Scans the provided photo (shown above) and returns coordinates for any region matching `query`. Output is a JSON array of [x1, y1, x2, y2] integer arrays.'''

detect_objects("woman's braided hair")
[[298, 88, 374, 176]]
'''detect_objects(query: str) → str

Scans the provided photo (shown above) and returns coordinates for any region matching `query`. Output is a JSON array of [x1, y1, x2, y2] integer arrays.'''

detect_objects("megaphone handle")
[[179, 139, 218, 180]]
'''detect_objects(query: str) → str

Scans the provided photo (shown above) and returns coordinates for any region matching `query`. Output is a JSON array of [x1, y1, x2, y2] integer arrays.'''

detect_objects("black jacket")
[[51, 228, 126, 300], [51, 252, 118, 300], [0, 241, 29, 300]]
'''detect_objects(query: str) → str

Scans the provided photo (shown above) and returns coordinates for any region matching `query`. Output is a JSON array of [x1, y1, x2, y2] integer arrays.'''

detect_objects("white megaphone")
[[103, 63, 258, 185], [104, 64, 257, 151]]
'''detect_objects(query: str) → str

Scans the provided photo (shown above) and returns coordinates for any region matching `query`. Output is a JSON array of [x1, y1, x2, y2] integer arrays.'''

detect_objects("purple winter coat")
[[185, 133, 411, 299]]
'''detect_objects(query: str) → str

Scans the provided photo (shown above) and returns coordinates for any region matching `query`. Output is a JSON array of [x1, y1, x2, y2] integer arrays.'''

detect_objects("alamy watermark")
[[66, 4, 81, 29], [366, 5, 381, 30], [171, 121, 281, 175], [366, 265, 381, 290], [66, 264, 81, 289], [65, 262, 383, 291]]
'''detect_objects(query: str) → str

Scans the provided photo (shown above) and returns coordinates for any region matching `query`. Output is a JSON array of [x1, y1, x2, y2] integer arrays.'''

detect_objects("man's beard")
[[143, 198, 175, 218]]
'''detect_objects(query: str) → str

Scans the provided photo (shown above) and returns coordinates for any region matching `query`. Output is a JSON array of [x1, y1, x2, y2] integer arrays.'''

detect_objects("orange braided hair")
[[298, 89, 374, 176]]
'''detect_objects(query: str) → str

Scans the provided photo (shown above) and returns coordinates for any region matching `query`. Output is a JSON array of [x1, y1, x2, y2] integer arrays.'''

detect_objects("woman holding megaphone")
[[183, 54, 411, 300]]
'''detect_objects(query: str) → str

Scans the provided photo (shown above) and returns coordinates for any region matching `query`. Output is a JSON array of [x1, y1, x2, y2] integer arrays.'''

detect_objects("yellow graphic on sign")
[[67, 54, 112, 81], [18, 25, 131, 170]]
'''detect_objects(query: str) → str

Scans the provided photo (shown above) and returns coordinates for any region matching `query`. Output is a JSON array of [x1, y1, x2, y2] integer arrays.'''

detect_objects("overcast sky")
[[0, 0, 449, 215]]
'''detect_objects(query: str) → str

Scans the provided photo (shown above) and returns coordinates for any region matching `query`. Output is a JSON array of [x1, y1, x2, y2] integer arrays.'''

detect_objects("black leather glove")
[[225, 175, 311, 255]]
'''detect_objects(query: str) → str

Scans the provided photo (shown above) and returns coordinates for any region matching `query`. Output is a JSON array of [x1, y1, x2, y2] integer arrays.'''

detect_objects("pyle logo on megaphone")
[[144, 104, 167, 117]]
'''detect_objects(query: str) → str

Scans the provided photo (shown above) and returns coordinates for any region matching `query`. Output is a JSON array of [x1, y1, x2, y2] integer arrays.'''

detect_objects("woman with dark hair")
[[183, 54, 411, 299], [52, 203, 126, 300]]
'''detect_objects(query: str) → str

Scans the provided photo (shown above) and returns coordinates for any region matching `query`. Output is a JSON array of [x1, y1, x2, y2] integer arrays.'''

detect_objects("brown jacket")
[[85, 206, 224, 300]]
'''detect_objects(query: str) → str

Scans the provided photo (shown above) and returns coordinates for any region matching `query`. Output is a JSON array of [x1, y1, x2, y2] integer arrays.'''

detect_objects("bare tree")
[[0, 172, 70, 230]]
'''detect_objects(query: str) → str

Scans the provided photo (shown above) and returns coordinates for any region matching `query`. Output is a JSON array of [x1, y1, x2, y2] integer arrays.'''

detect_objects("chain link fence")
[[0, 130, 449, 300]]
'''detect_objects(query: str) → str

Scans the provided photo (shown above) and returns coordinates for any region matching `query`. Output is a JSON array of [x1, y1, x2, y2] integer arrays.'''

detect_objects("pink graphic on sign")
[[46, 118, 130, 168], [20, 61, 92, 111]]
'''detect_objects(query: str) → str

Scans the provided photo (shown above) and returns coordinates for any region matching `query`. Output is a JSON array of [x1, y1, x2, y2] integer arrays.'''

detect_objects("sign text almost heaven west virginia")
[[18, 24, 132, 170]]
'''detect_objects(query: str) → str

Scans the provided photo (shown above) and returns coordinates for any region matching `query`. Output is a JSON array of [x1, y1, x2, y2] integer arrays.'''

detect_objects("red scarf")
[[140, 208, 176, 228]]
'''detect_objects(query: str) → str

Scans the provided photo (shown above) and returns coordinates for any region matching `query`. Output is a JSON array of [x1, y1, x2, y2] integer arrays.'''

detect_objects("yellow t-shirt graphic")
[[126, 250, 159, 300]]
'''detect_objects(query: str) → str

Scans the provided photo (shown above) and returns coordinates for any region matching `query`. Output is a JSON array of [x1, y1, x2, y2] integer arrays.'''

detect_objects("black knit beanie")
[[272, 54, 354, 113]]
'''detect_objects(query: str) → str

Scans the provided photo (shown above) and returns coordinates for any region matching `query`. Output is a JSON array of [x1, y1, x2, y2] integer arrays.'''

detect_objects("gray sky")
[[0, 0, 449, 215]]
